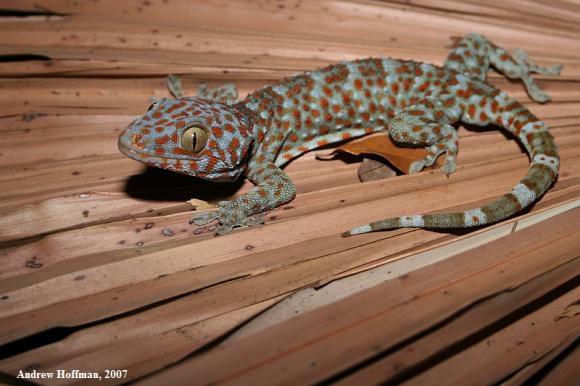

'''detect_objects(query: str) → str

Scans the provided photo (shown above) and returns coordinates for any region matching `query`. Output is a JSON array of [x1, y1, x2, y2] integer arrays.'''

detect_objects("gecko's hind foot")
[[513, 49, 562, 103], [514, 49, 562, 76]]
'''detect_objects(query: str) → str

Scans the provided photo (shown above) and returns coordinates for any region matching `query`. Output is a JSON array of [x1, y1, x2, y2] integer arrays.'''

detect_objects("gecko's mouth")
[[117, 132, 145, 159], [117, 129, 164, 165]]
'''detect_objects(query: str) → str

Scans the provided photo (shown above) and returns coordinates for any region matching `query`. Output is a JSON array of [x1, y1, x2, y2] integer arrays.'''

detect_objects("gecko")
[[118, 33, 562, 236]]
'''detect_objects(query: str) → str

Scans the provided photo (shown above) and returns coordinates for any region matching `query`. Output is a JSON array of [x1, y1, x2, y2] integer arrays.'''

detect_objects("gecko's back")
[[242, 58, 475, 166]]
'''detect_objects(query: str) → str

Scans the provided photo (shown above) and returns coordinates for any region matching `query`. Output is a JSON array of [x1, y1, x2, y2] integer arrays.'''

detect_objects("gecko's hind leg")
[[389, 98, 460, 176], [197, 83, 239, 105], [445, 32, 562, 102]]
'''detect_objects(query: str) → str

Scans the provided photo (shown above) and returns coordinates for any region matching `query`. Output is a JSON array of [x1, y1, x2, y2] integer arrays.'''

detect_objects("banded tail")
[[342, 93, 559, 237]]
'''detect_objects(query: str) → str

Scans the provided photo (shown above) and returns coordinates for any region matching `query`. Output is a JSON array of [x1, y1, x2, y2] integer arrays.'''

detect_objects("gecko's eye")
[[147, 102, 157, 112], [181, 126, 208, 153]]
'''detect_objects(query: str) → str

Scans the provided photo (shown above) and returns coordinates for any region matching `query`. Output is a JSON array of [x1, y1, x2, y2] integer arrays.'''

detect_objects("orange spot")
[[361, 112, 370, 121], [290, 133, 299, 142], [155, 135, 170, 145], [354, 79, 363, 90], [229, 137, 240, 152], [479, 112, 489, 121], [467, 105, 476, 117], [317, 140, 329, 146], [283, 154, 292, 160], [332, 105, 341, 113], [391, 83, 399, 93], [342, 132, 352, 140], [224, 123, 235, 132], [514, 121, 523, 135], [418, 81, 430, 92], [212, 127, 222, 138]]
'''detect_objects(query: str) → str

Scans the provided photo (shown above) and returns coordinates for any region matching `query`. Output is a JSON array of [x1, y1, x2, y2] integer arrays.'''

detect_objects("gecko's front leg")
[[190, 160, 296, 235]]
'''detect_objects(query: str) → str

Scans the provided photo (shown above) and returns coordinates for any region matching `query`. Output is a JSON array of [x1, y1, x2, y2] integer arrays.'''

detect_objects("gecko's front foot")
[[189, 201, 265, 235]]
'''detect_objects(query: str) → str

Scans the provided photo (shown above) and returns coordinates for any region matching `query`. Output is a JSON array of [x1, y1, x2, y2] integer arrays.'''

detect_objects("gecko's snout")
[[118, 123, 148, 160]]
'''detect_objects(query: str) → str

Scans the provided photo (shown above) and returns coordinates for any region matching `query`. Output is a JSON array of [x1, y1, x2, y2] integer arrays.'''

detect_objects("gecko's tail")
[[342, 93, 559, 237]]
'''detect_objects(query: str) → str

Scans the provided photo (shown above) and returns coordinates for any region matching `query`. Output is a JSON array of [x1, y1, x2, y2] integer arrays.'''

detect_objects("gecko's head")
[[118, 97, 254, 181]]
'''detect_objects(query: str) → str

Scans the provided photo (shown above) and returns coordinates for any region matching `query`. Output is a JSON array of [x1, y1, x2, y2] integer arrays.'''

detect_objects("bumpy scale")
[[118, 33, 562, 236]]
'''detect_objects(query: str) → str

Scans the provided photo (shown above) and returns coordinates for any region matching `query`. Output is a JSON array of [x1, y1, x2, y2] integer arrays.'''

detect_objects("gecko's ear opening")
[[182, 126, 208, 153]]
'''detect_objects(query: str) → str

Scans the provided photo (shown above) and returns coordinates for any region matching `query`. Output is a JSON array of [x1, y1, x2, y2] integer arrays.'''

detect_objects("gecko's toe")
[[190, 211, 219, 226], [409, 159, 427, 174], [241, 213, 265, 227], [215, 224, 234, 235]]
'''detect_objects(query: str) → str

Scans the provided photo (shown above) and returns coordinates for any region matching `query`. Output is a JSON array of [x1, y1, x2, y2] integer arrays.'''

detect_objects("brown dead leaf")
[[357, 158, 397, 182], [317, 133, 441, 174]]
